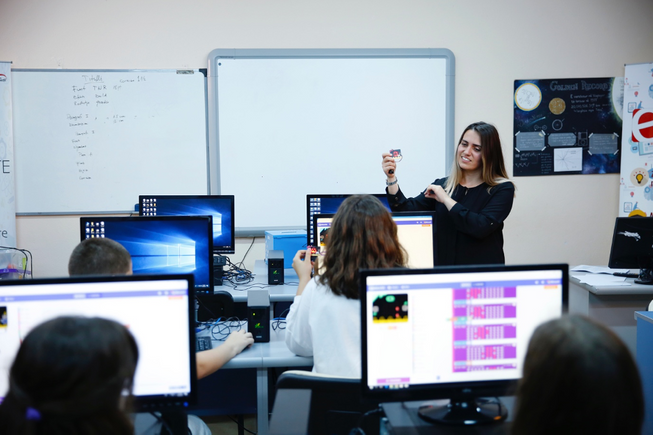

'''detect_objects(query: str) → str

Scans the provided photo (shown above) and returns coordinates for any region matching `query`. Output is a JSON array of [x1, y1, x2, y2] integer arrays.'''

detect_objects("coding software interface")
[[363, 269, 563, 390], [140, 196, 234, 252], [307, 195, 391, 247], [81, 217, 212, 290], [314, 213, 435, 268], [0, 278, 192, 401]]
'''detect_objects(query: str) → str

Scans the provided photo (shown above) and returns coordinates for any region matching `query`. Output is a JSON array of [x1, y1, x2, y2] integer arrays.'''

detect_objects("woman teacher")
[[382, 121, 515, 265]]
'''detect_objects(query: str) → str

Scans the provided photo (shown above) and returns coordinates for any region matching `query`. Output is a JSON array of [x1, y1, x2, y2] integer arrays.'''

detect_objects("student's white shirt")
[[285, 277, 361, 378]]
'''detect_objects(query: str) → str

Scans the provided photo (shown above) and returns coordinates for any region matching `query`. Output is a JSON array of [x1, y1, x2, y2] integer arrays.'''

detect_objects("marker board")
[[12, 69, 209, 214], [207, 49, 455, 235]]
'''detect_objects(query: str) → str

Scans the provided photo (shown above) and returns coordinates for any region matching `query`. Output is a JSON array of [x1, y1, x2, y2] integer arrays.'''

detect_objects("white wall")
[[2, 0, 652, 277]]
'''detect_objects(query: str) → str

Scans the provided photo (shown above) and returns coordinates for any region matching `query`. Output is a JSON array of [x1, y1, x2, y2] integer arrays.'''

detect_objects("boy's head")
[[68, 238, 132, 276]]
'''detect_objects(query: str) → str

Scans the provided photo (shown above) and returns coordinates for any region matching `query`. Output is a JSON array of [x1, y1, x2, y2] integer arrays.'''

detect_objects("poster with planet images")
[[513, 77, 623, 176], [618, 62, 653, 218]]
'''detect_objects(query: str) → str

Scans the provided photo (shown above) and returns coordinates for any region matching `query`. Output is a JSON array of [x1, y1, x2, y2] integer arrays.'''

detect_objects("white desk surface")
[[216, 259, 300, 303], [571, 270, 653, 296]]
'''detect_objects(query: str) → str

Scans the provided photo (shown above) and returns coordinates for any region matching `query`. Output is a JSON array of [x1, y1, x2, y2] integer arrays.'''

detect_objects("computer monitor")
[[313, 211, 436, 269], [139, 195, 235, 255], [608, 217, 653, 284], [79, 216, 213, 292], [0, 274, 197, 414], [360, 263, 568, 425], [306, 194, 391, 247]]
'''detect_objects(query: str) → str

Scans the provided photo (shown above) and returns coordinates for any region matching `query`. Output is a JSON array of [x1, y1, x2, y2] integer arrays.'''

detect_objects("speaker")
[[248, 289, 270, 342], [268, 250, 284, 285]]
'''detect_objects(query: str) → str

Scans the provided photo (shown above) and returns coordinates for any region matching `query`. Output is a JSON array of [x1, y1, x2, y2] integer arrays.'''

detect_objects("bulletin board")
[[513, 77, 624, 176], [618, 62, 653, 217]]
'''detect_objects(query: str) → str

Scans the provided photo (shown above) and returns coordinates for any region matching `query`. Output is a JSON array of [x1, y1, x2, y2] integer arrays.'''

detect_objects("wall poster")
[[618, 62, 653, 217], [513, 77, 624, 176]]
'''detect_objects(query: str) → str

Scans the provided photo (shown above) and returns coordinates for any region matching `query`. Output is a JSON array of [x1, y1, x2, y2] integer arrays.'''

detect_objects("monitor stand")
[[635, 268, 653, 285], [159, 410, 188, 435], [417, 397, 507, 425]]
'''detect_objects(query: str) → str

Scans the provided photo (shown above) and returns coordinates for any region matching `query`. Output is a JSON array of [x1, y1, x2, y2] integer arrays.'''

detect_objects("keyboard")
[[196, 336, 213, 351]]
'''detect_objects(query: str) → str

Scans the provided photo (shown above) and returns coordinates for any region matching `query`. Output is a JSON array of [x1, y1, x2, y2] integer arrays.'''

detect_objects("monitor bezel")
[[312, 211, 437, 267], [0, 273, 198, 412], [306, 193, 392, 247], [359, 263, 569, 403], [138, 194, 236, 255], [79, 215, 214, 291]]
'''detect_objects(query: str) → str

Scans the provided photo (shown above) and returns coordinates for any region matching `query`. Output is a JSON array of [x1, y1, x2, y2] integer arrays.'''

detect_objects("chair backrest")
[[275, 370, 379, 435]]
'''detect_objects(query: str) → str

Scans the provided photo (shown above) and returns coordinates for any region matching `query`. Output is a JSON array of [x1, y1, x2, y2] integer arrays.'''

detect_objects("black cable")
[[271, 307, 289, 331], [228, 414, 257, 435], [348, 407, 383, 435]]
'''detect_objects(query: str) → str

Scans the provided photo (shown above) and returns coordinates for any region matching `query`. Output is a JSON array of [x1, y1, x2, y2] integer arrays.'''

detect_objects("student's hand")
[[381, 152, 397, 178], [223, 330, 254, 358], [292, 249, 313, 283]]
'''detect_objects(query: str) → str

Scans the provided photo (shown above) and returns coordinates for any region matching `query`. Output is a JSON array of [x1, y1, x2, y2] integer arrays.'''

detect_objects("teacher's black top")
[[386, 178, 515, 265]]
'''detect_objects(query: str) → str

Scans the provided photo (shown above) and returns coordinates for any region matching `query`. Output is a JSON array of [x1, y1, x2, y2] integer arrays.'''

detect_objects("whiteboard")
[[13, 69, 209, 214], [207, 49, 455, 235]]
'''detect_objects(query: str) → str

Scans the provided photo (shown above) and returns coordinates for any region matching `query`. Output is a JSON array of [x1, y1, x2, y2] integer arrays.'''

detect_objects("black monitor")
[[0, 274, 197, 416], [313, 211, 437, 268], [306, 194, 391, 247], [608, 217, 653, 284], [360, 263, 568, 425], [80, 216, 213, 292], [139, 195, 235, 255]]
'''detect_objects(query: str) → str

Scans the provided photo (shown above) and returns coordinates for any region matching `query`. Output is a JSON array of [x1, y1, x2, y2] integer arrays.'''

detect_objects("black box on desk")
[[268, 250, 284, 285], [248, 290, 270, 342]]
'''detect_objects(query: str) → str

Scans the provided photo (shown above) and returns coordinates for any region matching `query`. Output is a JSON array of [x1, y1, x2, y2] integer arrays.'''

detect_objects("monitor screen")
[[80, 216, 213, 292], [313, 211, 436, 269], [608, 217, 653, 270], [360, 264, 568, 424], [306, 194, 391, 247], [139, 195, 235, 255], [0, 274, 197, 412]]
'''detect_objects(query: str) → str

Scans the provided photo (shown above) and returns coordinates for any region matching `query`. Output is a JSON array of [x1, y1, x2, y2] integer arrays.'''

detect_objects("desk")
[[381, 398, 514, 434], [635, 311, 653, 435], [570, 271, 653, 356], [204, 322, 313, 435], [219, 260, 300, 303]]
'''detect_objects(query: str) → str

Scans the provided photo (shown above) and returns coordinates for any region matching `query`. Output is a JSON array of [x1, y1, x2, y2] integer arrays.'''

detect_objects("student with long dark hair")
[[0, 316, 139, 435], [286, 194, 406, 377], [382, 121, 514, 265], [512, 315, 644, 435]]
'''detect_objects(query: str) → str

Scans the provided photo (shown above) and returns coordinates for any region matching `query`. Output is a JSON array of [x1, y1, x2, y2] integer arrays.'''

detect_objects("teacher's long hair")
[[318, 194, 406, 299], [444, 121, 511, 195]]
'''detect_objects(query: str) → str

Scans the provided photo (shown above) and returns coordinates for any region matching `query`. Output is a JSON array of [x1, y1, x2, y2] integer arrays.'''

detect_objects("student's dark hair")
[[68, 238, 132, 276], [318, 195, 406, 299], [0, 316, 139, 435], [445, 121, 511, 194], [511, 314, 644, 435]]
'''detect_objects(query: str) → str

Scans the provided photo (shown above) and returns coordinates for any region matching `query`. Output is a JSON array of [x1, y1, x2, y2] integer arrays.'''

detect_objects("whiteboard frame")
[[207, 49, 455, 236], [13, 68, 210, 215]]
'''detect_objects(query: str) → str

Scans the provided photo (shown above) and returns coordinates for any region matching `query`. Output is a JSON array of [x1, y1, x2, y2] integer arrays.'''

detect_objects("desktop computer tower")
[[248, 289, 270, 342], [268, 250, 284, 285]]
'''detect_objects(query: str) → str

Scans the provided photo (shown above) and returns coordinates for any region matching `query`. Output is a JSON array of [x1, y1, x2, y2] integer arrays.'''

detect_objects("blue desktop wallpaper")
[[140, 196, 234, 252], [81, 217, 212, 289]]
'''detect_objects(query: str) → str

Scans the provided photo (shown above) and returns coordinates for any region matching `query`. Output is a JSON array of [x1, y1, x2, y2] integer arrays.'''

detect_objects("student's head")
[[319, 194, 405, 299], [450, 121, 508, 186], [512, 314, 643, 435], [68, 238, 132, 276], [0, 316, 139, 435]]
